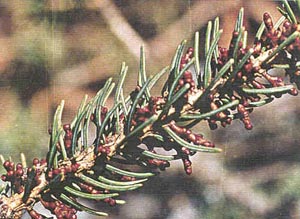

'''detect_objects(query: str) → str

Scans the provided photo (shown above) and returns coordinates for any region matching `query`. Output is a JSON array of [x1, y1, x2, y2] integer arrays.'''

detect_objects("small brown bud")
[[263, 12, 273, 30], [33, 158, 40, 166], [63, 124, 70, 131]]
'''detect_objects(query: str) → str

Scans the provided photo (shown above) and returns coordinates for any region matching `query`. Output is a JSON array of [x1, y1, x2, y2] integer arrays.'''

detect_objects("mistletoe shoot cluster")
[[1, 1, 300, 218]]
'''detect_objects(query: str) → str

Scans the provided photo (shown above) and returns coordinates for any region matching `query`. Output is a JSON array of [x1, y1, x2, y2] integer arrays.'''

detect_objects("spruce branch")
[[1, 2, 300, 218]]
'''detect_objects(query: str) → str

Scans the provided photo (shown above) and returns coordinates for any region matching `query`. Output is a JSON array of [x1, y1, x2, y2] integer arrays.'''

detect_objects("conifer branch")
[[1, 1, 300, 218]]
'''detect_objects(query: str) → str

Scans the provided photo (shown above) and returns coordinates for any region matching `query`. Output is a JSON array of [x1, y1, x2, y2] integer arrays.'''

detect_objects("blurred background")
[[0, 0, 300, 218]]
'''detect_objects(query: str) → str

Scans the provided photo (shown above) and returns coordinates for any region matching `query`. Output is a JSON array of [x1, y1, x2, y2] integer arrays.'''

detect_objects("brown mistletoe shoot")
[[1, 1, 300, 218]]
